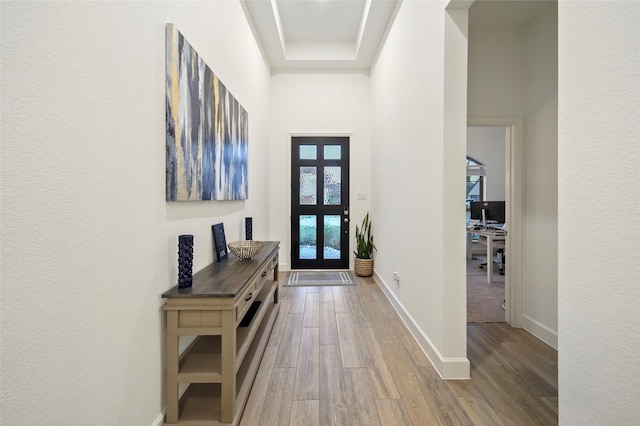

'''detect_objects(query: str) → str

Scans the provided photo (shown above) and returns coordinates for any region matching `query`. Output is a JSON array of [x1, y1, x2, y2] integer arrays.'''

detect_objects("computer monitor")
[[470, 201, 505, 224]]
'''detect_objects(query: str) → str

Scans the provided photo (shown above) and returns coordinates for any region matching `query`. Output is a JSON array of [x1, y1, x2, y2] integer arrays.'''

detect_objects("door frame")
[[288, 133, 353, 270], [468, 117, 524, 327]]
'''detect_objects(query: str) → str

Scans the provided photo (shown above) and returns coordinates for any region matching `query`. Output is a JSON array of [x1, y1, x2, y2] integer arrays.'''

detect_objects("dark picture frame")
[[212, 223, 228, 262]]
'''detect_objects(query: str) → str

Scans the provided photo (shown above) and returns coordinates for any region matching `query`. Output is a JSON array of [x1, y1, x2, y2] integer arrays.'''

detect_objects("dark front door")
[[291, 136, 350, 269]]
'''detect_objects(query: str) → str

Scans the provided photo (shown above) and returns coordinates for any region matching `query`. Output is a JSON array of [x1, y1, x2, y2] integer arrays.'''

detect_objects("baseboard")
[[521, 314, 558, 350], [152, 383, 189, 425], [151, 411, 164, 426], [372, 271, 470, 379]]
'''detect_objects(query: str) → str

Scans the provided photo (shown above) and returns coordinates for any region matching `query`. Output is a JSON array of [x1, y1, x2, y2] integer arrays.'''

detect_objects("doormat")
[[284, 271, 356, 287]]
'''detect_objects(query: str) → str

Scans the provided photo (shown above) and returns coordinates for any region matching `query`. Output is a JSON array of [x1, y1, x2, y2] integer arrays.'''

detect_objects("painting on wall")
[[165, 23, 248, 201]]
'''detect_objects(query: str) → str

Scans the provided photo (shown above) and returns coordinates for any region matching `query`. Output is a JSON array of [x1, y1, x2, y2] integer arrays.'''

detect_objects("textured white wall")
[[0, 2, 270, 424], [558, 1, 640, 423], [268, 73, 372, 270], [371, 0, 445, 355], [370, 0, 469, 377], [468, 3, 558, 347]]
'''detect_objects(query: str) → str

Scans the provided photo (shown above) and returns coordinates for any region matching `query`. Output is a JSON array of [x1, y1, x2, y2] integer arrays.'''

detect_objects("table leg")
[[220, 310, 236, 423], [166, 311, 179, 423], [486, 234, 494, 284]]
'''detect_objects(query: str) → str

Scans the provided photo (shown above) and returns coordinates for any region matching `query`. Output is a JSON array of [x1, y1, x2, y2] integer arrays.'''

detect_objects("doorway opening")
[[466, 119, 524, 326], [466, 126, 506, 322]]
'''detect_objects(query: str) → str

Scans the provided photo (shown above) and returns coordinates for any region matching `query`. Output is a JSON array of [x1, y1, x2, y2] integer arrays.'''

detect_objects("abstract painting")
[[166, 23, 248, 201]]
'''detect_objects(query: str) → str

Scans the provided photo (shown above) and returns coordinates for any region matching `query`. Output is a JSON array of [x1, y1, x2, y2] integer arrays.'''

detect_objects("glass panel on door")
[[300, 145, 317, 160], [324, 215, 341, 259], [324, 145, 341, 160], [299, 215, 317, 259], [324, 166, 341, 205], [300, 167, 317, 205]]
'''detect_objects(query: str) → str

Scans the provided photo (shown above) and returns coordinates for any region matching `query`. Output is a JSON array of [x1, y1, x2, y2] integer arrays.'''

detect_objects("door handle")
[[343, 206, 350, 227]]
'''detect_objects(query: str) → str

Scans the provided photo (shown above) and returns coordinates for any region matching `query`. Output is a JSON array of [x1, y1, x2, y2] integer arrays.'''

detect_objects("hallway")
[[241, 277, 558, 425]]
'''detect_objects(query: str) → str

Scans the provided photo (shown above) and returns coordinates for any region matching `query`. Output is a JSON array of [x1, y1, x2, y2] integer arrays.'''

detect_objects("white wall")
[[468, 25, 526, 118], [0, 2, 271, 424], [370, 0, 469, 378], [268, 73, 372, 270], [558, 2, 640, 423], [467, 126, 506, 201], [468, 2, 558, 347], [522, 4, 559, 347]]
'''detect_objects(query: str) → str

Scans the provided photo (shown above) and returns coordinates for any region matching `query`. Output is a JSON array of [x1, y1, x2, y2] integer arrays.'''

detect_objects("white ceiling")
[[241, 0, 401, 73], [240, 0, 553, 74]]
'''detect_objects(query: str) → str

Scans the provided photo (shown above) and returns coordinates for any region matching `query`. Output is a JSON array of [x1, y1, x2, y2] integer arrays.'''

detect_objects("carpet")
[[284, 271, 356, 287], [467, 257, 505, 322]]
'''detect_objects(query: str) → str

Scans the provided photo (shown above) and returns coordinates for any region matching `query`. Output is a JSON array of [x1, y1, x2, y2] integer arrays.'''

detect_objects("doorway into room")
[[466, 125, 507, 323], [290, 136, 350, 269]]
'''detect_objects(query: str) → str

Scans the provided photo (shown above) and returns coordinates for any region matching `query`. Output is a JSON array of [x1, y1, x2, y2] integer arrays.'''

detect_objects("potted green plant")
[[354, 212, 376, 277]]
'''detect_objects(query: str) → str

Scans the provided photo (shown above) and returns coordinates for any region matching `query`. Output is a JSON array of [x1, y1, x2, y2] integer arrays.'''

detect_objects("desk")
[[467, 228, 506, 284]]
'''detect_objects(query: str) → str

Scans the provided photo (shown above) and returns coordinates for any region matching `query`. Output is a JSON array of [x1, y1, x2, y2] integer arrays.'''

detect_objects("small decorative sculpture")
[[178, 234, 194, 288]]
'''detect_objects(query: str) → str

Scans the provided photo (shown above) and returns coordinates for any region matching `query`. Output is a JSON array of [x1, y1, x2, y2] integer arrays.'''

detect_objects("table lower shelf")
[[166, 295, 280, 425]]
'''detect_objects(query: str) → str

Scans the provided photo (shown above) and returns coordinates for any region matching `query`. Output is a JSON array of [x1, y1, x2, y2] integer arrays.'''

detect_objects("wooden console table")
[[162, 241, 280, 425]]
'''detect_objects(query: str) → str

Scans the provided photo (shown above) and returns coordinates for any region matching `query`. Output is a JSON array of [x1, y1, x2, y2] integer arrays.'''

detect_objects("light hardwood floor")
[[240, 275, 558, 426]]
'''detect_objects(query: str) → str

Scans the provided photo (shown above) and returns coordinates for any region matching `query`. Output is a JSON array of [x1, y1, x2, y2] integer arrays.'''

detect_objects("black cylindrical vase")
[[178, 234, 194, 289], [245, 217, 253, 240]]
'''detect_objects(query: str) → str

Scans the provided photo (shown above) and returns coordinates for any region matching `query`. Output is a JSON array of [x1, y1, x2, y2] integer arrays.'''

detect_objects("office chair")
[[479, 242, 505, 275]]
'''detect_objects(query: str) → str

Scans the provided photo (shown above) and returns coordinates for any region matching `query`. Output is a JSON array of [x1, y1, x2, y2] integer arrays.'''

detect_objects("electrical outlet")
[[393, 272, 400, 283]]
